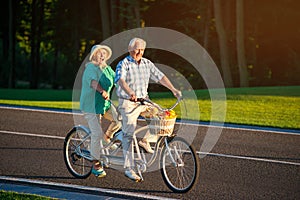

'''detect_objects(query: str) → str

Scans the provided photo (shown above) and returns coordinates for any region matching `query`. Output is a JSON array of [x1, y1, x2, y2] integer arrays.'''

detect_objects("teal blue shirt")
[[80, 62, 115, 114]]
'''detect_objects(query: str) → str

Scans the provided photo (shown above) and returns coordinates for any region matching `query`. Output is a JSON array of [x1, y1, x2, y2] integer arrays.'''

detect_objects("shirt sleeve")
[[84, 63, 98, 85], [149, 61, 165, 82], [115, 60, 126, 83]]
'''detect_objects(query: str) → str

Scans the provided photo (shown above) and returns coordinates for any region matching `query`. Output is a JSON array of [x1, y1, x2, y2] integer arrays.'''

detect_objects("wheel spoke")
[[161, 137, 200, 193], [64, 128, 92, 178]]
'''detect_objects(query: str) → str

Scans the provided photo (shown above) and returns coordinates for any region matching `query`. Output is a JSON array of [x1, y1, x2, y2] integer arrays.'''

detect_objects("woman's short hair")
[[128, 38, 146, 52]]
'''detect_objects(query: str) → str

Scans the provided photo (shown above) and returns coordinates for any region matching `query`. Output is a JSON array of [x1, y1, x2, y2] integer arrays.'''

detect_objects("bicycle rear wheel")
[[63, 126, 92, 178], [160, 137, 200, 193]]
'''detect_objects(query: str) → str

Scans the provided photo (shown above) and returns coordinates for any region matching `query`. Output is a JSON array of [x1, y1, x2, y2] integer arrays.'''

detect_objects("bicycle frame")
[[64, 96, 200, 192], [71, 124, 175, 180], [69, 96, 181, 179], [74, 98, 179, 167]]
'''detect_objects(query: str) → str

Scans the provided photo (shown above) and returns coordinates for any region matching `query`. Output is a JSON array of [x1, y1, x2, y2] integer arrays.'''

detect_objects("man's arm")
[[117, 78, 137, 101], [159, 76, 182, 98]]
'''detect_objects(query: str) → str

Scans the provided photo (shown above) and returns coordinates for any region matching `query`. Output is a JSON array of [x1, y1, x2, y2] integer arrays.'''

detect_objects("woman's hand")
[[101, 90, 109, 100]]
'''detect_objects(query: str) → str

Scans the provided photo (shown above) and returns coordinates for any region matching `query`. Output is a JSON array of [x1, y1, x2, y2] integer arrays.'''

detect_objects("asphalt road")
[[0, 106, 299, 199]]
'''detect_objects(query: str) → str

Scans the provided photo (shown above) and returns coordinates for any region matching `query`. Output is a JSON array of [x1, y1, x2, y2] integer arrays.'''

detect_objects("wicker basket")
[[146, 117, 176, 136]]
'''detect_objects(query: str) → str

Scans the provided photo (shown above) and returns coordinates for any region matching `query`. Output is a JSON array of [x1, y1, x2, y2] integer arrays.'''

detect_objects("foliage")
[[0, 0, 300, 89]]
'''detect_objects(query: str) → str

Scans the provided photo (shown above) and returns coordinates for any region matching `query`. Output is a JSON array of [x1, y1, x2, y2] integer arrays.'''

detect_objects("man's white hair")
[[128, 37, 146, 52]]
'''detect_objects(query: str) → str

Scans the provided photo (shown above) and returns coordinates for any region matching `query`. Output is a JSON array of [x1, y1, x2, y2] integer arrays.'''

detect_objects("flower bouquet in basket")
[[143, 107, 177, 136]]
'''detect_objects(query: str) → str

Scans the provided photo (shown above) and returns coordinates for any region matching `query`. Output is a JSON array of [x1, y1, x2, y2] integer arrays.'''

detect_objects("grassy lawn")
[[0, 190, 56, 200], [0, 86, 299, 129]]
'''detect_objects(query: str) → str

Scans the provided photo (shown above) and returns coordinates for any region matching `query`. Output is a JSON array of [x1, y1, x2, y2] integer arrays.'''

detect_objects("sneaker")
[[138, 140, 154, 153], [124, 169, 141, 182], [91, 167, 106, 178]]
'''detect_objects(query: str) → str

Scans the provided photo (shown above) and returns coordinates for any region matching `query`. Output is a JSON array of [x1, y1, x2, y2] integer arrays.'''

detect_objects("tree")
[[99, 0, 111, 40], [8, 0, 16, 88], [29, 0, 45, 89], [236, 0, 248, 87], [203, 1, 213, 50], [213, 0, 233, 87]]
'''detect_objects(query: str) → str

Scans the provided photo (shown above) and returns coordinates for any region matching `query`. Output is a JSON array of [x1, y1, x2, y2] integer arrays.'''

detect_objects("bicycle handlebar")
[[135, 96, 182, 111], [109, 96, 182, 113], [108, 96, 182, 121]]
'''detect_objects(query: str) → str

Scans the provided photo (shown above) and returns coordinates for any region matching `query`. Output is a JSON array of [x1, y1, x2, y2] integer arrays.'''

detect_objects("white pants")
[[118, 98, 149, 169], [84, 108, 121, 160]]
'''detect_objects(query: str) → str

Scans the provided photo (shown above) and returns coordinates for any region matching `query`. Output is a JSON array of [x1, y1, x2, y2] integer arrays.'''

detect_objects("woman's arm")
[[90, 80, 109, 100]]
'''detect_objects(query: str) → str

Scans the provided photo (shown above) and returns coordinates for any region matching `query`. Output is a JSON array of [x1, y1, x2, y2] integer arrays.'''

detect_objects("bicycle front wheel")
[[63, 126, 92, 178], [160, 137, 200, 193]]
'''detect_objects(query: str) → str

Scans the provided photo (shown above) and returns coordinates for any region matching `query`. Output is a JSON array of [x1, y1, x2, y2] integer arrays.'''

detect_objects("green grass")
[[0, 100, 77, 110], [0, 89, 73, 101], [0, 86, 299, 129], [224, 95, 299, 128], [0, 89, 75, 109], [0, 190, 57, 200]]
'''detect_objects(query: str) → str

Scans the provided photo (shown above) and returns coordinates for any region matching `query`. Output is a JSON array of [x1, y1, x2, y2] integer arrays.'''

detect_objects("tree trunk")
[[53, 47, 58, 89], [203, 0, 212, 50], [29, 0, 44, 89], [8, 0, 16, 88], [119, 1, 125, 30], [110, 1, 118, 34], [30, 0, 37, 89], [36, 0, 45, 87], [236, 0, 249, 87], [213, 0, 233, 87], [133, 0, 140, 28], [99, 0, 111, 40]]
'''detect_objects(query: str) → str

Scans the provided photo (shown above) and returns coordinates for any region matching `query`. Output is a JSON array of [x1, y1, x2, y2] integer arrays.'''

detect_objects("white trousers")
[[84, 108, 121, 160], [118, 99, 148, 169]]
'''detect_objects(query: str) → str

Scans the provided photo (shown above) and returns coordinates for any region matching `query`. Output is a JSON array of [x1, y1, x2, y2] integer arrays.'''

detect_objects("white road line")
[[0, 130, 65, 140], [0, 176, 178, 200], [0, 105, 82, 115], [197, 123, 300, 136], [200, 152, 300, 166], [1, 105, 299, 136], [1, 129, 299, 166]]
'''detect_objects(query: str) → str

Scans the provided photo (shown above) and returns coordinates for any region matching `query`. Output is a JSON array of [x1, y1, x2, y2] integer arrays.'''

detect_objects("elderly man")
[[115, 37, 181, 181]]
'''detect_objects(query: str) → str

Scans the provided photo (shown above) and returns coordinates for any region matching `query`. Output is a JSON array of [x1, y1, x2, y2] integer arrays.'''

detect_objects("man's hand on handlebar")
[[129, 93, 137, 102], [173, 89, 182, 100]]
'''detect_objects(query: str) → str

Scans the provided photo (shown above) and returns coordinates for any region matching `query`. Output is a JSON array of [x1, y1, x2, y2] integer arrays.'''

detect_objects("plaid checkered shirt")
[[115, 55, 164, 99]]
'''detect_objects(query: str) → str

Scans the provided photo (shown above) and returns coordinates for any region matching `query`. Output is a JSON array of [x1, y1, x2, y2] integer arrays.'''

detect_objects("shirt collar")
[[127, 55, 144, 64]]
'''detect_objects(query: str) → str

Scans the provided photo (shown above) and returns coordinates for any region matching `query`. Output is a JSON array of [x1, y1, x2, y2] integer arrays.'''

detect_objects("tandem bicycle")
[[63, 97, 200, 193]]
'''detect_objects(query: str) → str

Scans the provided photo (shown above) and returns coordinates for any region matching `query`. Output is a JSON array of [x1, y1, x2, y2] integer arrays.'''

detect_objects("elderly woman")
[[80, 44, 121, 178]]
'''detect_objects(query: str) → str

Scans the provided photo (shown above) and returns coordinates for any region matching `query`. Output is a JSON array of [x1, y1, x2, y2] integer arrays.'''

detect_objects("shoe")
[[102, 139, 118, 150], [91, 167, 106, 178], [138, 140, 154, 153], [125, 169, 141, 182]]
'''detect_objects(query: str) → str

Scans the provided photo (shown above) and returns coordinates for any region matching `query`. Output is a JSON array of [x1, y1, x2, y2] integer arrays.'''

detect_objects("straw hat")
[[89, 45, 112, 61]]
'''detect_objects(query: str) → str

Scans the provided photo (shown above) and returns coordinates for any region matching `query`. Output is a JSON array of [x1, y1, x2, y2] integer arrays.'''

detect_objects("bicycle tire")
[[63, 126, 92, 178], [160, 137, 200, 193]]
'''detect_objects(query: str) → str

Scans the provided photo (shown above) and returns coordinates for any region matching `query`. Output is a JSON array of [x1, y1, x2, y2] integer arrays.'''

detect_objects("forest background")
[[1, 0, 300, 90]]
